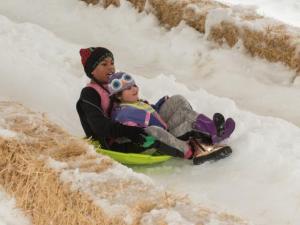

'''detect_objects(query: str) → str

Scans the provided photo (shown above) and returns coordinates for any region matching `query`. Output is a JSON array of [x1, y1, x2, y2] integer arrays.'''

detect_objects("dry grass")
[[84, 0, 120, 7], [0, 101, 249, 224], [243, 27, 299, 71], [210, 22, 300, 72], [0, 138, 114, 225], [81, 0, 300, 74], [0, 101, 173, 224], [140, 0, 226, 33], [0, 101, 118, 224], [209, 21, 240, 47]]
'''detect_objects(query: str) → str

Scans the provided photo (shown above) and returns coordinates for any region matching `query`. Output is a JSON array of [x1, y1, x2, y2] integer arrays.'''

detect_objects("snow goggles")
[[108, 72, 136, 95]]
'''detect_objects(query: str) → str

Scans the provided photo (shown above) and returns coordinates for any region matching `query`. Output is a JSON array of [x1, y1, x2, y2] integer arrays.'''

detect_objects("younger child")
[[108, 72, 235, 165]]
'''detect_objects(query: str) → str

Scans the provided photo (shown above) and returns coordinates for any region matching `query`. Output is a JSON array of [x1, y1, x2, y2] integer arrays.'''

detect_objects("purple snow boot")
[[211, 117, 235, 144], [193, 114, 217, 137], [193, 113, 235, 144]]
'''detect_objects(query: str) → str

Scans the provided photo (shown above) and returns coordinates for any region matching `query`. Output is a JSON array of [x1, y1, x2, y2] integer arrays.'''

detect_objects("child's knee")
[[169, 95, 186, 104]]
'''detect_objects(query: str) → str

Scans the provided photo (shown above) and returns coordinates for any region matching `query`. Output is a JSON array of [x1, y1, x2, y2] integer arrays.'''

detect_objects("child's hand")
[[142, 135, 156, 148]]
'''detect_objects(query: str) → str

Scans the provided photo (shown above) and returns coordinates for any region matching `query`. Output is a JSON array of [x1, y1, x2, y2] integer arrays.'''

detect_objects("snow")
[[0, 116, 17, 138], [205, 8, 233, 39], [220, 0, 300, 28], [45, 152, 170, 224], [204, 5, 295, 36], [0, 190, 31, 225], [0, 0, 300, 225], [0, 128, 17, 138], [141, 208, 194, 225]]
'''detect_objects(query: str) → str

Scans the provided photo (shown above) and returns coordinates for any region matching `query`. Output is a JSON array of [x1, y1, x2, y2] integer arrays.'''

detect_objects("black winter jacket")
[[76, 86, 146, 153]]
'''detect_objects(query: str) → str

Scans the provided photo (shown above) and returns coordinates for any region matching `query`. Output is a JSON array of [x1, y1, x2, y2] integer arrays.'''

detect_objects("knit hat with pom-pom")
[[79, 47, 114, 78]]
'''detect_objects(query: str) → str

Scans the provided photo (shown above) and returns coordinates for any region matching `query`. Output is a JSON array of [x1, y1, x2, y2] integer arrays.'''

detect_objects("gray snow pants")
[[144, 95, 199, 157]]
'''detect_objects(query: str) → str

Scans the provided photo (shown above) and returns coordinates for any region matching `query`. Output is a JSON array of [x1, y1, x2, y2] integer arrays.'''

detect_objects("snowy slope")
[[221, 0, 300, 28], [0, 0, 299, 127], [0, 1, 300, 225], [0, 190, 31, 225]]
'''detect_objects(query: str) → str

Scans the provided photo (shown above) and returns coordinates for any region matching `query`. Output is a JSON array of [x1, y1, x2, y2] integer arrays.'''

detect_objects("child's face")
[[120, 85, 139, 103], [91, 57, 115, 83]]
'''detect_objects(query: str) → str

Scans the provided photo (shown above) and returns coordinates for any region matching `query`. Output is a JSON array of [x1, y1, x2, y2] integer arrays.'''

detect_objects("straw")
[[0, 101, 250, 224], [82, 0, 300, 75], [0, 138, 113, 225]]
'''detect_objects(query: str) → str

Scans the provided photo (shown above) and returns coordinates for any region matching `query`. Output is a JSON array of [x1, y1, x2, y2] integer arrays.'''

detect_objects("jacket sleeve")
[[77, 87, 145, 142]]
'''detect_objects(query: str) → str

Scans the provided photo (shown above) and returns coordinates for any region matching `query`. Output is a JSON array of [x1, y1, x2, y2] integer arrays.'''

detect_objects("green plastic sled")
[[91, 140, 172, 165]]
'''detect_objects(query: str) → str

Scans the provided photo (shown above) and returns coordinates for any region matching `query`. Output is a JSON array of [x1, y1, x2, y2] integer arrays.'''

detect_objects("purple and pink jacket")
[[112, 100, 168, 129]]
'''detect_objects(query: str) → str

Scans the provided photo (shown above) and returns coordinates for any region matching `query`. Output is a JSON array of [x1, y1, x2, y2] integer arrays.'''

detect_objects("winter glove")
[[142, 135, 156, 148], [123, 125, 147, 145]]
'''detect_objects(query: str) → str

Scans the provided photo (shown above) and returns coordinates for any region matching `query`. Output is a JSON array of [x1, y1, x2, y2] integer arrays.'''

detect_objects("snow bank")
[[219, 0, 300, 28], [88, 0, 300, 74], [0, 190, 31, 225], [1, 1, 300, 224], [0, 101, 249, 225], [1, 0, 299, 129], [0, 101, 109, 225]]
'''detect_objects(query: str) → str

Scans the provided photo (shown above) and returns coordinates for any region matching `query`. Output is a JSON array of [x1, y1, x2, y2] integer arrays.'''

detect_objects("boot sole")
[[213, 113, 225, 137], [193, 146, 232, 165]]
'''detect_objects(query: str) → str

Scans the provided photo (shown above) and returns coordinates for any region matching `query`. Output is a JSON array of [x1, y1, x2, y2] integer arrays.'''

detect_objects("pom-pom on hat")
[[79, 47, 114, 78], [108, 72, 136, 96]]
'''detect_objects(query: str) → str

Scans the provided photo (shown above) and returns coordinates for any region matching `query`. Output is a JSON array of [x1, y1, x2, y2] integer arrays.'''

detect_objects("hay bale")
[[127, 0, 146, 12], [183, 0, 227, 33], [148, 0, 186, 28], [86, 0, 299, 74], [48, 140, 88, 160], [82, 0, 99, 4], [103, 0, 120, 7], [0, 102, 117, 224], [184, 6, 207, 33], [81, 0, 120, 7], [0, 138, 113, 225], [0, 101, 250, 224], [242, 26, 298, 70], [209, 21, 239, 47], [209, 19, 300, 72]]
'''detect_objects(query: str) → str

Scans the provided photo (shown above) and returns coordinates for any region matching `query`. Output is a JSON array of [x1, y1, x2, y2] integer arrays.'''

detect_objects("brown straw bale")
[[240, 14, 263, 21], [183, 0, 227, 33], [148, 0, 186, 28], [90, 178, 148, 200], [291, 54, 300, 73], [218, 212, 249, 225], [127, 0, 147, 12], [46, 138, 114, 172], [242, 26, 299, 71], [48, 140, 88, 160], [0, 102, 123, 224], [0, 138, 120, 225], [88, 0, 300, 74], [209, 21, 240, 47], [69, 158, 113, 173], [0, 101, 250, 224], [183, 4, 207, 33], [146, 0, 226, 31], [82, 0, 120, 7], [103, 0, 120, 8], [120, 191, 185, 225], [83, 0, 100, 4], [130, 200, 158, 225]]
